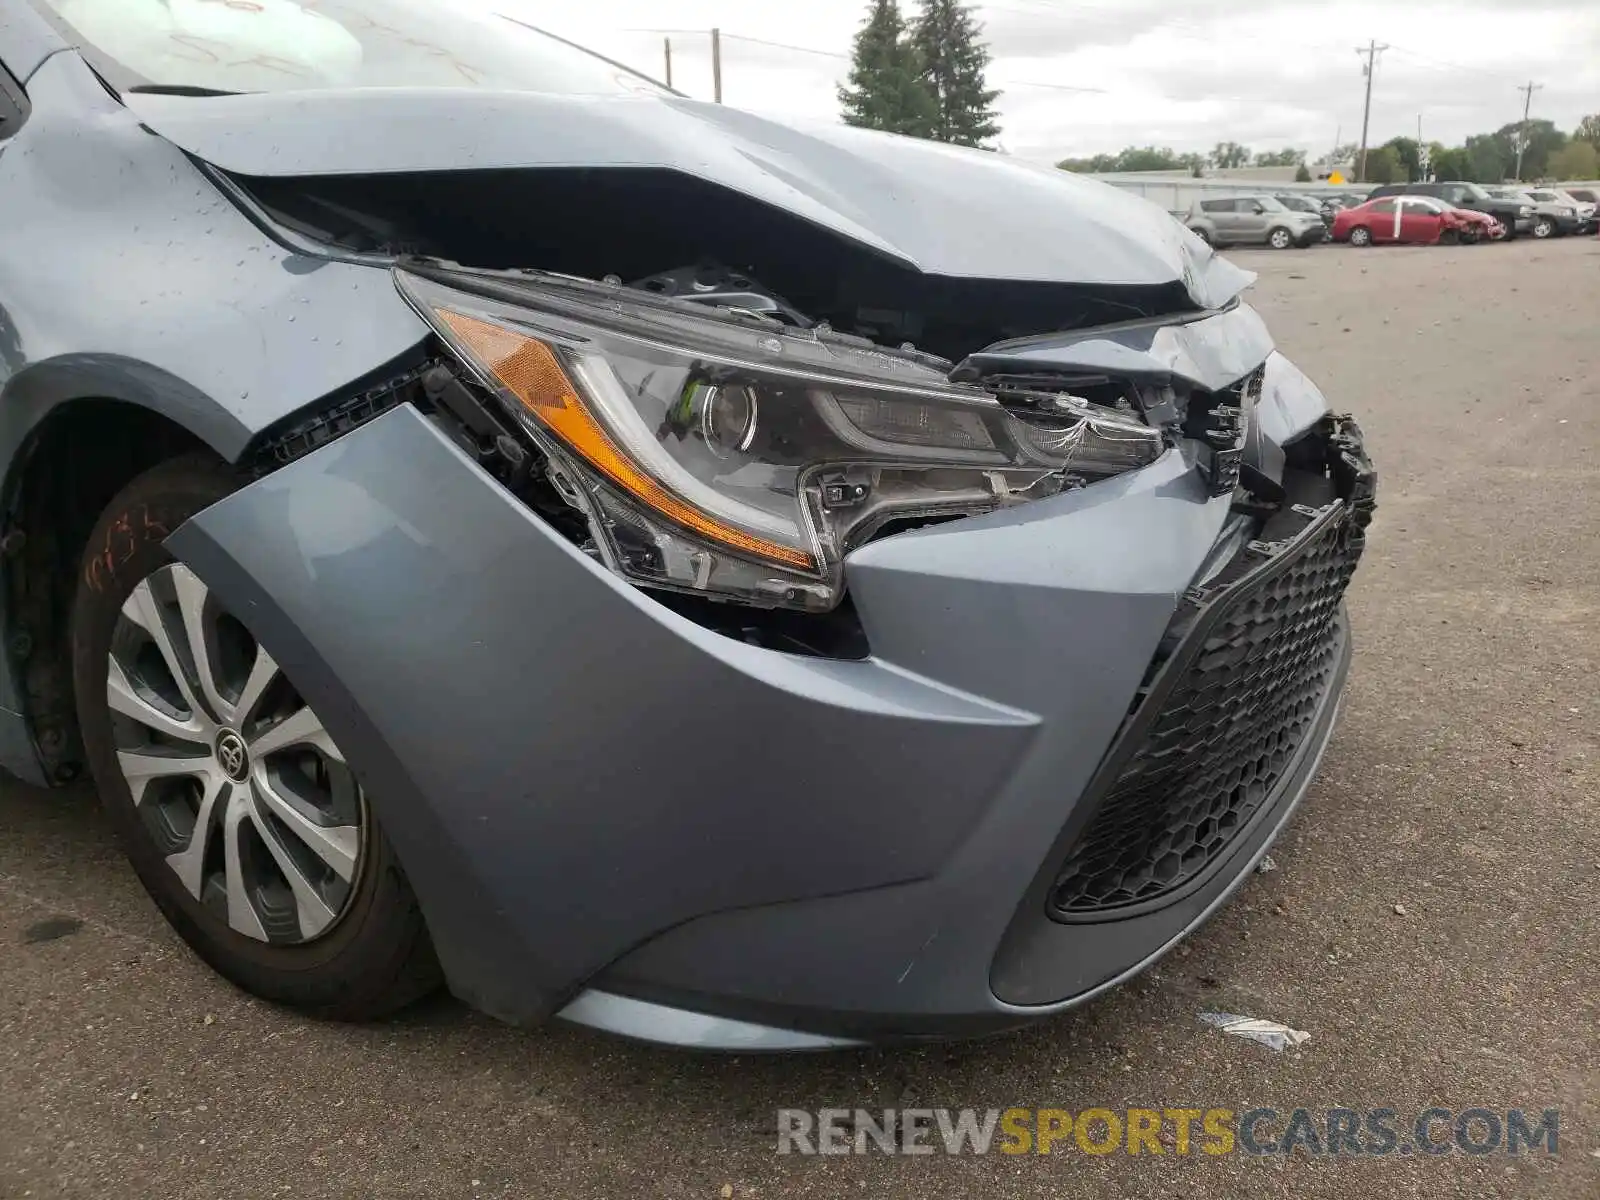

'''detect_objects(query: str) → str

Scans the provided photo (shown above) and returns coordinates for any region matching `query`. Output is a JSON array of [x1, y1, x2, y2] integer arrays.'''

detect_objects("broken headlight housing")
[[397, 267, 1164, 611]]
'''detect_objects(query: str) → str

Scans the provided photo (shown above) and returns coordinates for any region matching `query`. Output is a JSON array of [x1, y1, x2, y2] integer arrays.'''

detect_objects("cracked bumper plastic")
[[166, 389, 1363, 1043]]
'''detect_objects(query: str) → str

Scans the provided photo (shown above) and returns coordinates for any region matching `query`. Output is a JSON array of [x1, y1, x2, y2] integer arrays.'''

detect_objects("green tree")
[[1363, 145, 1402, 184], [1381, 137, 1422, 181], [838, 0, 937, 137], [1254, 148, 1306, 167], [1057, 153, 1117, 173], [1313, 143, 1358, 171], [1430, 145, 1471, 181], [1057, 145, 1194, 173], [1463, 133, 1509, 183], [1497, 118, 1564, 179], [911, 0, 1001, 147], [1210, 141, 1251, 169], [1548, 139, 1599, 180], [1294, 163, 1312, 182], [1059, 143, 1313, 178], [1576, 114, 1600, 147], [1115, 146, 1184, 171]]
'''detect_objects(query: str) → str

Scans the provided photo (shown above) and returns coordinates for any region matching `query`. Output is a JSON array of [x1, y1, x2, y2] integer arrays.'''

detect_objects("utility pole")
[[711, 27, 723, 103], [1513, 81, 1543, 180], [1355, 40, 1388, 182], [663, 37, 672, 89]]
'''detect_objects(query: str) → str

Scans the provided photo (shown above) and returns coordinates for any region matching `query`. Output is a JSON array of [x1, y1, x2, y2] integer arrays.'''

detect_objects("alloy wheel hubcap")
[[106, 563, 364, 945], [215, 729, 250, 782]]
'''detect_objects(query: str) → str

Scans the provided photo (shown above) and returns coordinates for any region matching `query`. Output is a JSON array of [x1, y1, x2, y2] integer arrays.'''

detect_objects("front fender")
[[165, 405, 1039, 1025], [0, 52, 430, 463]]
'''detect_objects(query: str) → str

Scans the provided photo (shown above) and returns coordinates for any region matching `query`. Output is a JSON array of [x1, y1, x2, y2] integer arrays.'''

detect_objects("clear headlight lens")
[[397, 268, 1164, 611]]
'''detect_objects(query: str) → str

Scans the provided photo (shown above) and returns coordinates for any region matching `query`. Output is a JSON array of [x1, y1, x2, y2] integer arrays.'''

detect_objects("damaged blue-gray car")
[[0, 0, 1374, 1047]]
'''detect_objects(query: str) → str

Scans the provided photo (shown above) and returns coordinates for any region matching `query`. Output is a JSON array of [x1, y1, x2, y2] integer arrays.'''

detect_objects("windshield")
[[41, 0, 664, 96]]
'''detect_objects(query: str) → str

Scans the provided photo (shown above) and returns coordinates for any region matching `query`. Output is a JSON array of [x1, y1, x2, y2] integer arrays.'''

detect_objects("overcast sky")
[[496, 0, 1600, 163]]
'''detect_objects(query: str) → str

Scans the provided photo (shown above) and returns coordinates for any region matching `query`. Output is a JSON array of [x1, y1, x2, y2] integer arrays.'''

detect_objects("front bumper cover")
[[166, 355, 1373, 1044]]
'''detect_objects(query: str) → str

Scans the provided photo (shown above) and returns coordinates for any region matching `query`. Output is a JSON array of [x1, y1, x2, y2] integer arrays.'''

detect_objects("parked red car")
[[1333, 195, 1501, 246]]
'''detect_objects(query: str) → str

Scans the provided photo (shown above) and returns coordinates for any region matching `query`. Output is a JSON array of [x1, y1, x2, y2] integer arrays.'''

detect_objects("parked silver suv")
[[1185, 195, 1327, 249], [1524, 188, 1596, 234], [1486, 187, 1581, 238]]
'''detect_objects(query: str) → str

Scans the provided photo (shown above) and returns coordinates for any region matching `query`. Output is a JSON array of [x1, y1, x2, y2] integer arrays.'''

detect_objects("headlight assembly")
[[397, 266, 1164, 611]]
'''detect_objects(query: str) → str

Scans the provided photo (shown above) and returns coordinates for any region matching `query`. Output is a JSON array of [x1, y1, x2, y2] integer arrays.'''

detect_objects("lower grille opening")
[[1048, 500, 1363, 919]]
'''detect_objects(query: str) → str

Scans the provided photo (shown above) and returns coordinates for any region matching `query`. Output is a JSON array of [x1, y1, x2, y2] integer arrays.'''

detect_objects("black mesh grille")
[[1048, 508, 1362, 917]]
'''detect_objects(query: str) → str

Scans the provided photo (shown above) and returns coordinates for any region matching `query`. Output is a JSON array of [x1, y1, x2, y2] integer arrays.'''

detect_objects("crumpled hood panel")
[[962, 302, 1277, 395], [125, 88, 1252, 307]]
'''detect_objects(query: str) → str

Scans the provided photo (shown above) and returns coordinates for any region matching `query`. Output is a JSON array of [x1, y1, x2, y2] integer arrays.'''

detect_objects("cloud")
[[496, 0, 1600, 161]]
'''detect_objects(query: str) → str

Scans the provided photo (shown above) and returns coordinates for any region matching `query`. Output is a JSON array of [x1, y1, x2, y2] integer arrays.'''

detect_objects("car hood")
[[124, 87, 1251, 308]]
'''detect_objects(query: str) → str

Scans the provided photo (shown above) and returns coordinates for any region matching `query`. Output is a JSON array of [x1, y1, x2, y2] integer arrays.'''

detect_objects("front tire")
[[71, 456, 441, 1019], [1267, 226, 1293, 250], [1531, 217, 1554, 239], [1348, 225, 1372, 247]]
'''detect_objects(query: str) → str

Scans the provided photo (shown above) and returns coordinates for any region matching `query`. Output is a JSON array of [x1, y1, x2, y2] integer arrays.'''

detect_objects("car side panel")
[[1367, 201, 1395, 243], [1236, 203, 1268, 243], [0, 51, 432, 781], [1399, 201, 1434, 244]]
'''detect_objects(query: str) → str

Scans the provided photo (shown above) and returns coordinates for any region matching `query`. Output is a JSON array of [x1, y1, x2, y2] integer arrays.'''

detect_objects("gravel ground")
[[2, 238, 1597, 1200]]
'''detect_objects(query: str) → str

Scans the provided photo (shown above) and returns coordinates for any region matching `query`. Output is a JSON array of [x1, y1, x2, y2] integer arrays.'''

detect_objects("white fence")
[[1084, 173, 1371, 215]]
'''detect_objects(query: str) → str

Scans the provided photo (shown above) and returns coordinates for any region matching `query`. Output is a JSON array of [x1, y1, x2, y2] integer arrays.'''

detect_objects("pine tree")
[[838, 0, 937, 138], [911, 0, 1001, 147]]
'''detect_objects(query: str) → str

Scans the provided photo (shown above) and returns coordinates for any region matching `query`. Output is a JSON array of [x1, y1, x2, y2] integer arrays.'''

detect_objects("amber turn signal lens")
[[437, 309, 815, 571]]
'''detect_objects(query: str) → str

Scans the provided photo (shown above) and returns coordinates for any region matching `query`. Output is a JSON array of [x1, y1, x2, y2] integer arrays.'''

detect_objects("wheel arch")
[[0, 371, 233, 785], [0, 341, 440, 784]]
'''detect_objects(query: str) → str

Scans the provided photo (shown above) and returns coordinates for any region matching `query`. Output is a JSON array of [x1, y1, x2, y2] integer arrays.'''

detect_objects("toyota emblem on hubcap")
[[215, 729, 250, 783]]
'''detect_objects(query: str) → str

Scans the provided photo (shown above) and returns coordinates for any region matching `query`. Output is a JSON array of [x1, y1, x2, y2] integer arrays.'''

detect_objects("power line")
[[719, 32, 845, 60], [1385, 43, 1527, 86], [640, 29, 1111, 94], [1000, 80, 1110, 95]]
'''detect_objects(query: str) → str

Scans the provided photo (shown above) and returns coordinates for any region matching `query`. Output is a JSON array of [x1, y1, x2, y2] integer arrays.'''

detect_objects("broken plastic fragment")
[[1200, 1012, 1310, 1051], [1256, 855, 1278, 874]]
